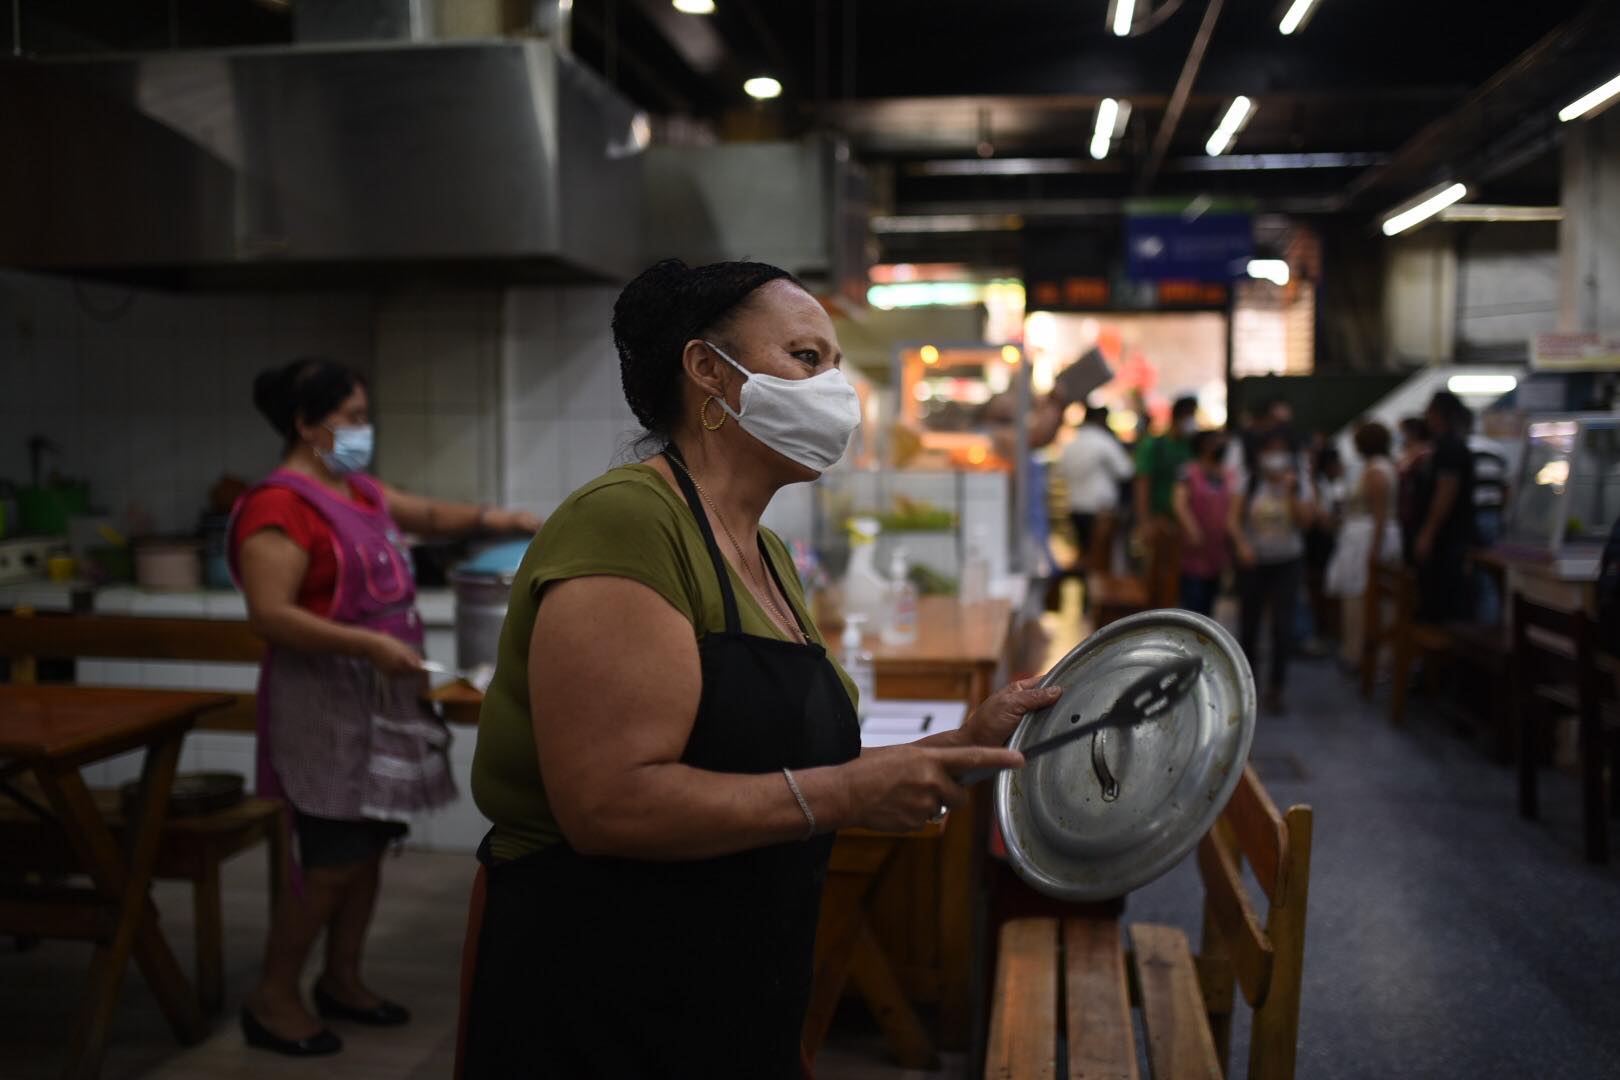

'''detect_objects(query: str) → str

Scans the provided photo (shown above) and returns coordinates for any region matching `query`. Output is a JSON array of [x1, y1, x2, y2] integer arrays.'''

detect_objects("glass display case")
[[809, 468, 1013, 590], [1504, 415, 1620, 577]]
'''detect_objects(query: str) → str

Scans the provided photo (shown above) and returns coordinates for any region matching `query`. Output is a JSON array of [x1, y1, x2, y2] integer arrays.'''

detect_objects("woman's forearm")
[[415, 499, 485, 537], [562, 761, 856, 860], [248, 602, 381, 659]]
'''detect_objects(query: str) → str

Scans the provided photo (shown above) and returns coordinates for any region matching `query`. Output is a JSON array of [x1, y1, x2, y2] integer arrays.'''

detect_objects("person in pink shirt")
[[1173, 430, 1235, 616]]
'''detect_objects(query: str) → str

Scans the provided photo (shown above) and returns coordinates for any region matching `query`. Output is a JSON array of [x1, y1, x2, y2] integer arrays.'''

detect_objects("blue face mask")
[[319, 424, 374, 475]]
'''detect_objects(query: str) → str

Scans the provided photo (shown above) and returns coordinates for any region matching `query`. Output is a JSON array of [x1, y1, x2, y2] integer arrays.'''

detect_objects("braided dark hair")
[[612, 258, 799, 438], [252, 357, 365, 452]]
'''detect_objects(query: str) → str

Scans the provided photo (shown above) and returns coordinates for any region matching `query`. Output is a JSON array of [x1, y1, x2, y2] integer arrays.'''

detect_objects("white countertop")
[[0, 581, 457, 626]]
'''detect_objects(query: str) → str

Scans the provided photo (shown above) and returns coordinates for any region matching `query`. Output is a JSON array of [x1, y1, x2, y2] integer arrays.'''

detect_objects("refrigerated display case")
[[1503, 414, 1620, 578]]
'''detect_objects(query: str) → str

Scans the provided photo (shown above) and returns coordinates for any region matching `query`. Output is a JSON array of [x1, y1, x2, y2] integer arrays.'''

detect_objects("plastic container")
[[881, 549, 918, 646], [840, 615, 876, 718], [841, 517, 888, 624], [18, 485, 90, 536], [960, 526, 990, 605], [134, 539, 202, 590]]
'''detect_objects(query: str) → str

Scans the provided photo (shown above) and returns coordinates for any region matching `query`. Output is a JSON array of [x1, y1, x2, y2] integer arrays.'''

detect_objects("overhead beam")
[[891, 196, 1343, 221], [1138, 0, 1226, 193], [906, 152, 1387, 177]]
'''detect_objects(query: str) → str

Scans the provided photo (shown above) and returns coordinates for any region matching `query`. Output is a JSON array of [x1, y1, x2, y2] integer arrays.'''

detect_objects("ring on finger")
[[927, 805, 947, 824]]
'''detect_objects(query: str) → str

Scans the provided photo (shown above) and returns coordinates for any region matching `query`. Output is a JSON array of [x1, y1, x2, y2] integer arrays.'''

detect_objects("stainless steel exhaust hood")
[[0, 38, 644, 287]]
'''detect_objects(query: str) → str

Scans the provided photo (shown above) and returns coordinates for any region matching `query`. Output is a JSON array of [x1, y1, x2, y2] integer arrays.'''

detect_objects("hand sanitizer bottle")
[[840, 614, 875, 719], [882, 549, 919, 646], [960, 525, 990, 605]]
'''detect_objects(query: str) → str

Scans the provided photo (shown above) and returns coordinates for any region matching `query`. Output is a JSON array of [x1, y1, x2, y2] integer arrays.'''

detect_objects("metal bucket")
[[449, 569, 515, 672], [448, 539, 533, 672]]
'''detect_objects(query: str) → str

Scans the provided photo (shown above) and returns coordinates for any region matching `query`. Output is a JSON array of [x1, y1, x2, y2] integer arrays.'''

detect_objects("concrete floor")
[[4, 622, 1619, 1078], [1122, 653, 1620, 1080]]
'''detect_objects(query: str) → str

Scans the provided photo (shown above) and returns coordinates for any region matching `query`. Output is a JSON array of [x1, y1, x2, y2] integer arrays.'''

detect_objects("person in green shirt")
[[1134, 394, 1199, 526], [1127, 395, 1198, 604], [460, 258, 1057, 1077]]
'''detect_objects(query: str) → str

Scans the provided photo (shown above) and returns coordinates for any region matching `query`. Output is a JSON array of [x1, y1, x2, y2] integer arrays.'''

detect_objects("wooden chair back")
[[1144, 522, 1183, 610], [1361, 562, 1413, 697], [1194, 765, 1314, 1080], [1510, 593, 1588, 669], [1087, 514, 1118, 577], [0, 614, 264, 729], [0, 614, 265, 665]]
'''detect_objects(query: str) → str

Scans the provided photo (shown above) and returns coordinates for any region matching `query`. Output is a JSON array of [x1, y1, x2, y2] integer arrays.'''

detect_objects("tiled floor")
[[4, 591, 1620, 1078]]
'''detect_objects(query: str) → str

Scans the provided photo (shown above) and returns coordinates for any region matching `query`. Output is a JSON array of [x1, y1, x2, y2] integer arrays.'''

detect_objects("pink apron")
[[1181, 466, 1235, 579], [228, 469, 455, 823]]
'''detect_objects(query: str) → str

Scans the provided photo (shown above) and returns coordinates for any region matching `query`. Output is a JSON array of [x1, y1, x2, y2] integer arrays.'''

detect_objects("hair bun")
[[251, 358, 365, 447], [252, 365, 298, 438], [612, 258, 796, 435]]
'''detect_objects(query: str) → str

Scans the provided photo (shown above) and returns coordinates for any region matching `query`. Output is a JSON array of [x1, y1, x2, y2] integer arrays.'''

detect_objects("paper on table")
[[459, 663, 496, 695]]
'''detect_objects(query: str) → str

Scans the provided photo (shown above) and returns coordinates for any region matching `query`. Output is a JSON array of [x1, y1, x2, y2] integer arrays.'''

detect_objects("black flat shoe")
[[314, 982, 411, 1026], [241, 1008, 342, 1056]]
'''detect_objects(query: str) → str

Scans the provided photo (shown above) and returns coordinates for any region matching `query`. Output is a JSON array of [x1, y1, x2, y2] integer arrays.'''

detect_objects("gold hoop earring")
[[701, 396, 728, 431]]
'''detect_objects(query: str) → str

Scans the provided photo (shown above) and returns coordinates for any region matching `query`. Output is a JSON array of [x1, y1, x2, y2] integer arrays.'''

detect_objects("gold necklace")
[[669, 457, 804, 643]]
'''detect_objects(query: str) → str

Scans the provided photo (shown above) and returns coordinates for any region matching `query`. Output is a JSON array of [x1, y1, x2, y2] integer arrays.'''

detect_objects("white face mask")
[[1260, 451, 1291, 475], [318, 423, 374, 475], [706, 341, 862, 473]]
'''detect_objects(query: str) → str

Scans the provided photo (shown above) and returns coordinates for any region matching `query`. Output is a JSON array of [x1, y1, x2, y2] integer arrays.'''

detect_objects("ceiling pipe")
[[1137, 0, 1225, 193]]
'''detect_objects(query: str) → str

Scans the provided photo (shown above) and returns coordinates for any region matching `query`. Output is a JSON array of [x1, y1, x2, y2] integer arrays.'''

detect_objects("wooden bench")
[[0, 783, 287, 1014], [0, 612, 281, 1013], [986, 766, 1313, 1079]]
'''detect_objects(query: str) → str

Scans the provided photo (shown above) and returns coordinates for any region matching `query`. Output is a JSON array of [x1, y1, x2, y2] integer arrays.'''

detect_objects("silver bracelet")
[[781, 767, 816, 840]]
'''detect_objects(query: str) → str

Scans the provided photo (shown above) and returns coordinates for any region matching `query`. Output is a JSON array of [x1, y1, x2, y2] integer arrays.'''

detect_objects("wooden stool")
[[0, 786, 289, 1014]]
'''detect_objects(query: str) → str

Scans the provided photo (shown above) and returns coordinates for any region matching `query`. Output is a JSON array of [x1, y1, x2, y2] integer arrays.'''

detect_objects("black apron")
[[461, 448, 861, 1078]]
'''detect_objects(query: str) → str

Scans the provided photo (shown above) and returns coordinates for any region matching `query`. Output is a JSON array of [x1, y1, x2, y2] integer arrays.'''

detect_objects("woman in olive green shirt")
[[461, 259, 1055, 1078]]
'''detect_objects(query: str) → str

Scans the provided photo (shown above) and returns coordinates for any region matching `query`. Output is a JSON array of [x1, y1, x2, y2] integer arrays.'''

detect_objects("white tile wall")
[[501, 286, 640, 516], [371, 290, 503, 507], [0, 271, 375, 534]]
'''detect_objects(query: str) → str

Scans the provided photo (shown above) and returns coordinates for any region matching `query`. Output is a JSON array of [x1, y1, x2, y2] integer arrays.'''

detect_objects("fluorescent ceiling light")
[[1559, 72, 1620, 123], [672, 0, 715, 12], [1247, 259, 1290, 287], [1447, 374, 1518, 396], [743, 76, 781, 100], [1437, 204, 1564, 223], [1278, 0, 1320, 35], [1381, 182, 1468, 236], [1091, 99, 1120, 161], [1112, 0, 1136, 36], [1206, 96, 1253, 156]]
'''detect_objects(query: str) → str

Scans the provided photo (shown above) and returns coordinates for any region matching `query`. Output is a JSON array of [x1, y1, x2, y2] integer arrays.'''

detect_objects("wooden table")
[[0, 685, 233, 1080], [862, 597, 1016, 1050], [802, 818, 947, 1069]]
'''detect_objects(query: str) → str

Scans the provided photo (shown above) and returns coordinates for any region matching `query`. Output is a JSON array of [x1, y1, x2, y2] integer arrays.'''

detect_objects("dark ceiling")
[[571, 0, 1620, 261], [10, 0, 1620, 266]]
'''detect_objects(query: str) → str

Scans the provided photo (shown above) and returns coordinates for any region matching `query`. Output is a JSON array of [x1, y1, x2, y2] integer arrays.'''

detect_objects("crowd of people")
[[1056, 389, 1503, 713]]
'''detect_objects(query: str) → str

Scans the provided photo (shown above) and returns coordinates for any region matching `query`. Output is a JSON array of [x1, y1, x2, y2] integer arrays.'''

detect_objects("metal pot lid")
[[995, 609, 1256, 902]]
